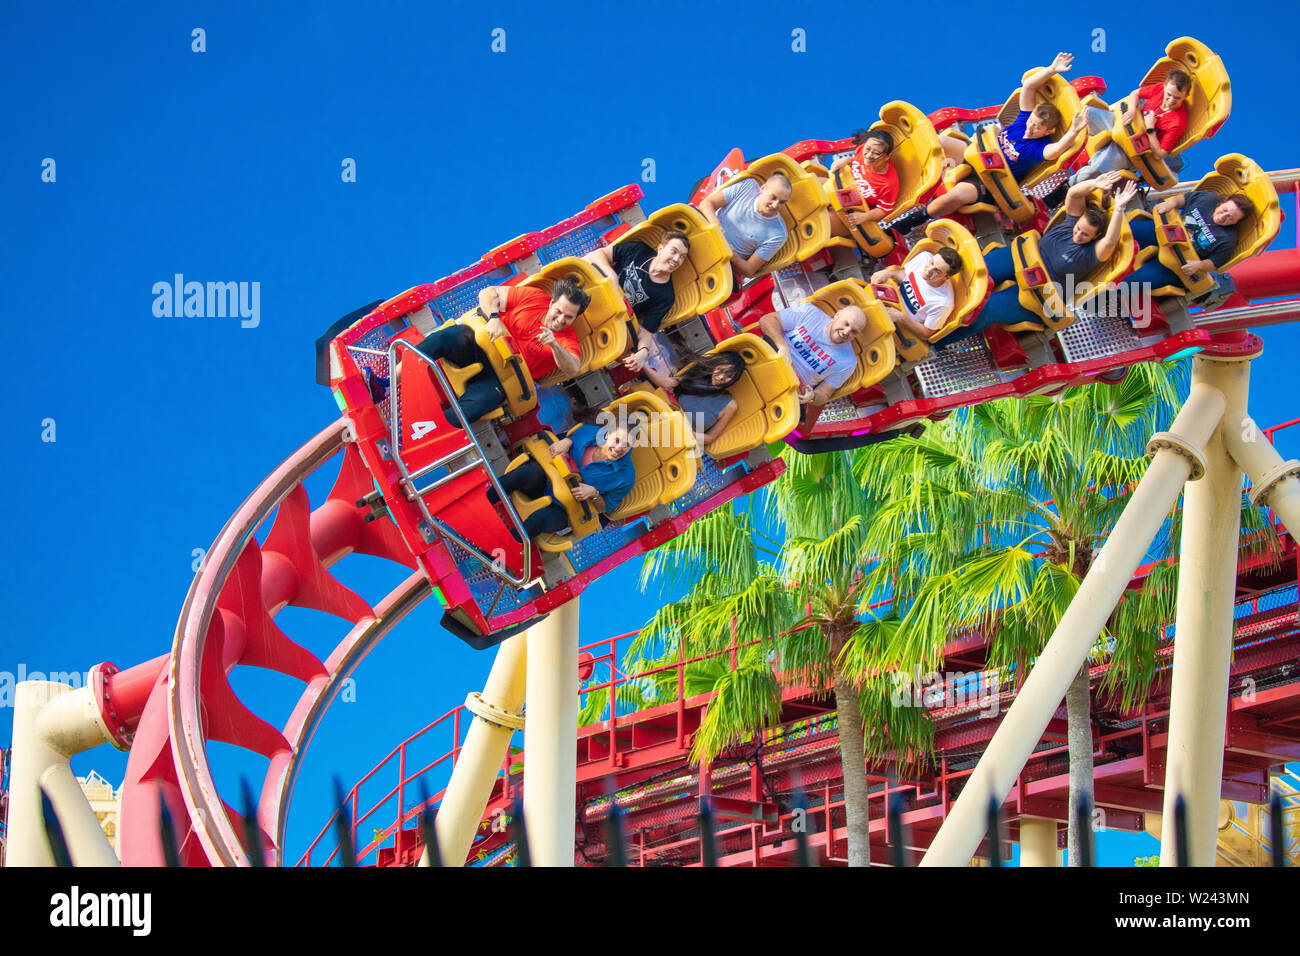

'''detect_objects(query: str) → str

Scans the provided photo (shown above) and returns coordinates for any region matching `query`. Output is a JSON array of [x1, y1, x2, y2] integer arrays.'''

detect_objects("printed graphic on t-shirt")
[[901, 272, 927, 316], [1182, 206, 1220, 255], [790, 323, 840, 382]]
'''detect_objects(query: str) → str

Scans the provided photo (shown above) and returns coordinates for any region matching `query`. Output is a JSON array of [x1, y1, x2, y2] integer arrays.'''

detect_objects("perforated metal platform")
[[430, 263, 519, 322], [914, 339, 1008, 397], [1057, 308, 1144, 363]]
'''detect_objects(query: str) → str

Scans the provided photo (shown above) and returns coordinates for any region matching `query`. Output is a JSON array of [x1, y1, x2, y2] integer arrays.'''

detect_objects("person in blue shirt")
[[892, 52, 1088, 232], [487, 413, 637, 539]]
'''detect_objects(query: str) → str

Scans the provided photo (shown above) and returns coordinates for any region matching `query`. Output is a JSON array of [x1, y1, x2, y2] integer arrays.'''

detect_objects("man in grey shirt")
[[699, 173, 792, 277]]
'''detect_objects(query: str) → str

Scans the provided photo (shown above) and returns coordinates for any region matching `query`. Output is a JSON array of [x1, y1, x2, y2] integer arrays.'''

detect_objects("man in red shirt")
[[1070, 69, 1191, 184], [406, 278, 585, 423]]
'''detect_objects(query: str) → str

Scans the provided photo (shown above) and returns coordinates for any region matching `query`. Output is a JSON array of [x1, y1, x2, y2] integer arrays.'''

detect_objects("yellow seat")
[[811, 101, 946, 259], [617, 204, 734, 328], [1129, 153, 1281, 298], [506, 432, 603, 554], [874, 219, 989, 362], [519, 257, 629, 383], [803, 280, 897, 399], [603, 391, 698, 521], [949, 68, 1087, 223], [1085, 37, 1232, 190], [707, 152, 831, 275], [443, 309, 538, 419], [701, 334, 800, 459], [1009, 188, 1135, 331]]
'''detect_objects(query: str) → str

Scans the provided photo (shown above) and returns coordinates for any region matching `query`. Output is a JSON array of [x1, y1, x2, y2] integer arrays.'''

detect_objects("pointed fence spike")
[[508, 796, 531, 868], [986, 797, 1002, 867], [418, 779, 442, 867], [699, 797, 719, 867], [1270, 789, 1285, 868], [39, 786, 73, 868], [604, 786, 627, 868], [792, 786, 814, 868], [1173, 794, 1190, 868], [333, 777, 357, 867], [888, 793, 907, 868], [157, 797, 183, 868], [240, 777, 265, 866], [1074, 792, 1094, 867]]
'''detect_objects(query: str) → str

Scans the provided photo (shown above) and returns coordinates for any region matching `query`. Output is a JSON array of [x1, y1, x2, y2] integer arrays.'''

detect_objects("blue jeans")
[[942, 287, 1044, 345], [1071, 106, 1185, 184]]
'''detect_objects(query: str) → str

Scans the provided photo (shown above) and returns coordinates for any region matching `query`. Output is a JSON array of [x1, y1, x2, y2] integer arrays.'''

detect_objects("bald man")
[[759, 301, 865, 405]]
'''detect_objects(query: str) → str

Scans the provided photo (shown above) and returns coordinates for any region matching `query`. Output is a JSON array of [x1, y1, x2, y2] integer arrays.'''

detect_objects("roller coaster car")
[[701, 334, 801, 459], [873, 219, 990, 362], [519, 257, 629, 383], [803, 279, 897, 399], [946, 68, 1087, 224], [1128, 153, 1282, 299], [706, 152, 831, 276], [810, 101, 946, 259], [1084, 37, 1231, 190], [617, 204, 734, 328]]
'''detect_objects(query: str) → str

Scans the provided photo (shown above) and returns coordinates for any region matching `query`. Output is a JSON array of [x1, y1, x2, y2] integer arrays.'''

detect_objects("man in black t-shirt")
[[586, 230, 690, 372], [1118, 189, 1255, 297]]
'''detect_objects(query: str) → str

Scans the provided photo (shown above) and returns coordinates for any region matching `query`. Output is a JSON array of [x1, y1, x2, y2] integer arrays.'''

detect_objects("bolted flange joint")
[[465, 691, 524, 731], [1246, 458, 1300, 508], [1146, 431, 1209, 481]]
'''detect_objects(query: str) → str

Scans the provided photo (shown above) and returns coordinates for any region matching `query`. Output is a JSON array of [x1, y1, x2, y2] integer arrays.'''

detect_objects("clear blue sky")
[[3, 0, 1297, 867]]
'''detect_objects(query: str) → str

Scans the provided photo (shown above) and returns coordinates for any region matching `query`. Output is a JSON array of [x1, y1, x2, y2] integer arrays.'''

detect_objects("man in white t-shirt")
[[759, 300, 865, 405], [871, 247, 962, 344]]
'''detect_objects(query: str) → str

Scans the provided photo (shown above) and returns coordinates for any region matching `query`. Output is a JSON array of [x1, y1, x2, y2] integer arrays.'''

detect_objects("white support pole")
[[1223, 411, 1300, 538], [921, 383, 1227, 866], [523, 598, 581, 866], [421, 634, 528, 867], [6, 681, 119, 867], [1018, 817, 1060, 867], [1160, 355, 1250, 866]]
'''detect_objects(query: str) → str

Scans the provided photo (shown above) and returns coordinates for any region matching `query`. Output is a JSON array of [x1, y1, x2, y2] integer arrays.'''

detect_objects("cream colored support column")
[[1018, 817, 1060, 867], [523, 598, 581, 866], [1160, 355, 1251, 866], [922, 383, 1227, 866], [1223, 412, 1300, 539], [420, 634, 527, 867], [6, 681, 119, 867]]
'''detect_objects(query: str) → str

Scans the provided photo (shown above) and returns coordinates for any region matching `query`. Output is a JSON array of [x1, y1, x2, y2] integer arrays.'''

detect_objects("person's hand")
[[548, 438, 572, 457], [1153, 199, 1176, 217], [1180, 261, 1203, 277], [485, 317, 507, 340], [1069, 111, 1087, 134], [572, 483, 599, 502], [537, 326, 557, 348], [1095, 170, 1125, 192], [664, 375, 680, 389], [797, 384, 815, 403], [621, 346, 649, 373], [1114, 180, 1139, 209], [1121, 99, 1138, 126], [843, 210, 871, 226], [1050, 52, 1074, 74]]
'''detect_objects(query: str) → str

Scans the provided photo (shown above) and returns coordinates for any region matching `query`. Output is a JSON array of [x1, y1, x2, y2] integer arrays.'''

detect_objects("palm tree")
[[627, 450, 932, 867], [854, 361, 1283, 864]]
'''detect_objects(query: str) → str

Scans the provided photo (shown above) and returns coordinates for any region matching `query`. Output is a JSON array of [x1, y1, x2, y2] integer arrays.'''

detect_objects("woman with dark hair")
[[642, 348, 745, 451], [827, 127, 899, 236]]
